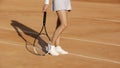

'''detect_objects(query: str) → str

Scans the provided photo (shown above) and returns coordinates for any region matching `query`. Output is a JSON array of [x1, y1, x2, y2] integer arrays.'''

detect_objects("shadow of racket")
[[11, 12, 50, 56]]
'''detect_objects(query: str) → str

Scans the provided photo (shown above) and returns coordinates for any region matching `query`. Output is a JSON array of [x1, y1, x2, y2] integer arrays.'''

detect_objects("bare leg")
[[51, 10, 68, 46], [47, 10, 69, 55], [55, 18, 61, 46]]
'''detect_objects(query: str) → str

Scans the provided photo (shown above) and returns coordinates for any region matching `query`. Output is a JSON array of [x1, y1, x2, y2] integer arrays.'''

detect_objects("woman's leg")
[[51, 10, 68, 46], [47, 10, 69, 55], [54, 18, 61, 46]]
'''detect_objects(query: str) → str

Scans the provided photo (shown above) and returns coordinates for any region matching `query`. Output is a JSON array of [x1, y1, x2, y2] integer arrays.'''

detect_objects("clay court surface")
[[0, 0, 120, 68]]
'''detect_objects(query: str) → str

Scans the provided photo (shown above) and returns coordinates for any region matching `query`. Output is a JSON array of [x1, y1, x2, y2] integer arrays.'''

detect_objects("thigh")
[[56, 10, 68, 25]]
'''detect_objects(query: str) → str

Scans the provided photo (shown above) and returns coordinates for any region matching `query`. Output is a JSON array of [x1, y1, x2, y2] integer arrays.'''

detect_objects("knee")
[[62, 22, 67, 28]]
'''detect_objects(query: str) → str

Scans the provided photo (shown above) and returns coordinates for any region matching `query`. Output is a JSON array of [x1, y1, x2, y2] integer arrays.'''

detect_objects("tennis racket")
[[26, 12, 50, 56]]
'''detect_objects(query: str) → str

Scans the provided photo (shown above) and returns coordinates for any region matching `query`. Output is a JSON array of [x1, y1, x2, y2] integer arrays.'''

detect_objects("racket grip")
[[43, 12, 47, 26]]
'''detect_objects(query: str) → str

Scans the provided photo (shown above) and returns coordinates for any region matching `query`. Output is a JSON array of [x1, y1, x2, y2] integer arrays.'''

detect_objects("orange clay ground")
[[0, 0, 120, 68]]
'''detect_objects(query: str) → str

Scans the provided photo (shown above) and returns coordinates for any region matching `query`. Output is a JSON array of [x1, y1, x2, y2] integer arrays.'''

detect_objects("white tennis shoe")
[[55, 46, 68, 54], [46, 44, 59, 56]]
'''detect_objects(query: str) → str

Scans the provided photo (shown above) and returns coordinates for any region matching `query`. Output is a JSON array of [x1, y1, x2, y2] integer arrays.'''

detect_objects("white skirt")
[[52, 0, 72, 11]]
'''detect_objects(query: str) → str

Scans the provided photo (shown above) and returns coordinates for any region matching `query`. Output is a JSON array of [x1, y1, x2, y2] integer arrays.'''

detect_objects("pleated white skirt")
[[52, 0, 72, 11]]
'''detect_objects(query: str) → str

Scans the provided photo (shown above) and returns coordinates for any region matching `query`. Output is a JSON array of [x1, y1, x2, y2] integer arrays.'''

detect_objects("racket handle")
[[43, 12, 47, 26]]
